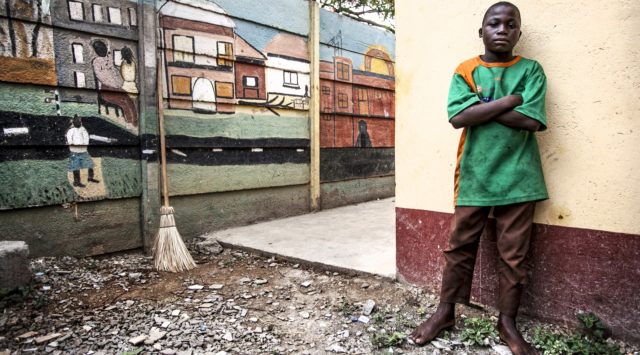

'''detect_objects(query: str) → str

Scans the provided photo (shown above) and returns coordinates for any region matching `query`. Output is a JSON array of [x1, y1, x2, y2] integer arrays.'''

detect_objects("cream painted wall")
[[396, 0, 640, 235]]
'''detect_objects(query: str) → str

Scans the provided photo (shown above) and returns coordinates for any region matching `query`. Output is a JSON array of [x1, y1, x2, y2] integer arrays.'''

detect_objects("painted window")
[[215, 82, 234, 98], [336, 62, 350, 81], [68, 1, 84, 21], [74, 72, 86, 88], [113, 50, 122, 66], [108, 7, 122, 25], [356, 87, 369, 115], [243, 76, 258, 88], [338, 93, 349, 109], [173, 35, 194, 63], [72, 43, 84, 63], [322, 86, 330, 95], [283, 71, 298, 87], [217, 42, 233, 67], [92, 4, 103, 22], [171, 75, 192, 96], [128, 8, 137, 26]]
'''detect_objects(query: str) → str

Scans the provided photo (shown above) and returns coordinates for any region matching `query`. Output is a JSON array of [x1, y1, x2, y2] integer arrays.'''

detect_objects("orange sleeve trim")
[[454, 57, 481, 93], [453, 127, 468, 206]]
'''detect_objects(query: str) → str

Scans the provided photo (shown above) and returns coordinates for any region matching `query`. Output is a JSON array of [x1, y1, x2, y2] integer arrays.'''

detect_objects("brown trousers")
[[440, 201, 535, 317]]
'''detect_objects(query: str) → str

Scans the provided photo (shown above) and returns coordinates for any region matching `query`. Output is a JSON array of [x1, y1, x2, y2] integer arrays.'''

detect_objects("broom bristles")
[[153, 206, 197, 272]]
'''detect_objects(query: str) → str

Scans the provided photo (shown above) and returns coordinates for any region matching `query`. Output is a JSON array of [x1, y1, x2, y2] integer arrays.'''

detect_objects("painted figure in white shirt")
[[66, 115, 99, 187]]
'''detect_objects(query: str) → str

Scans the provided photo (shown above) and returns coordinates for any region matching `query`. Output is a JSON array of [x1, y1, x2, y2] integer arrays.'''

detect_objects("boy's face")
[[479, 5, 521, 54]]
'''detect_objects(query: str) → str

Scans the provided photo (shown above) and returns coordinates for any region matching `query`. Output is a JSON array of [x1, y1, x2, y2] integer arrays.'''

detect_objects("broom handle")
[[157, 54, 170, 208]]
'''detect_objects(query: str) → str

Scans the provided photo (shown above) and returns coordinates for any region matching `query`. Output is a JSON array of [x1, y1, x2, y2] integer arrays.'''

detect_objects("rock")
[[431, 340, 451, 351], [187, 285, 204, 291], [35, 333, 62, 344], [492, 344, 513, 355], [17, 331, 38, 339], [171, 310, 180, 316], [325, 343, 347, 353], [253, 279, 268, 285], [223, 332, 233, 341], [300, 311, 310, 319], [128, 335, 147, 345], [238, 277, 251, 284], [362, 299, 375, 316], [193, 239, 223, 255], [149, 327, 166, 342], [300, 281, 312, 288], [160, 350, 176, 355], [209, 284, 224, 290], [0, 241, 31, 290], [357, 315, 369, 324], [361, 283, 369, 289]]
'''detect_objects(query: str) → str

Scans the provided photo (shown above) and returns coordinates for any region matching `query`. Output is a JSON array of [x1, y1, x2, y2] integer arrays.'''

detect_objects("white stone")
[[492, 344, 513, 355], [300, 281, 312, 288], [128, 335, 147, 345]]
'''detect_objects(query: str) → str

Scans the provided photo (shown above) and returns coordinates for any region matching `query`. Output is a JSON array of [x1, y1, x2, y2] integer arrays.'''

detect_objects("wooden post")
[[308, 0, 321, 211], [138, 0, 161, 254]]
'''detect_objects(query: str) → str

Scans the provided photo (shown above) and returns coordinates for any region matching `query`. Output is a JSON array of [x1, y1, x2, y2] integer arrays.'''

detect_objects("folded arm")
[[449, 95, 522, 129], [450, 94, 540, 131], [493, 110, 541, 132]]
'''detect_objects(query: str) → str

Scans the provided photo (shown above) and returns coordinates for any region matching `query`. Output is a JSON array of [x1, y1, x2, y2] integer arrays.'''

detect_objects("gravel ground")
[[0, 246, 638, 355]]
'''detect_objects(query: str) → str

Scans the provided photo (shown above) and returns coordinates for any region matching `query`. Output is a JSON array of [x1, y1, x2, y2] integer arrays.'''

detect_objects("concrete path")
[[204, 198, 396, 279]]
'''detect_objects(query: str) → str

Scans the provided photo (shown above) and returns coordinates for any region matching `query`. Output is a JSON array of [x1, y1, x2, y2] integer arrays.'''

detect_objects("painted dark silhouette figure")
[[354, 119, 372, 147], [66, 115, 99, 188], [91, 40, 138, 127]]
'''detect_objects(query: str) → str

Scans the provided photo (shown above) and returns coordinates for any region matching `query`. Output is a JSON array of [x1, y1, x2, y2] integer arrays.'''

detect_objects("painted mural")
[[319, 11, 396, 184], [0, 0, 394, 217], [0, 0, 141, 209], [157, 0, 312, 197]]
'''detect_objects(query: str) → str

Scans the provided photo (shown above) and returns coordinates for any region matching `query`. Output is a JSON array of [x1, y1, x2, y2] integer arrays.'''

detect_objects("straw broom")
[[153, 56, 196, 272]]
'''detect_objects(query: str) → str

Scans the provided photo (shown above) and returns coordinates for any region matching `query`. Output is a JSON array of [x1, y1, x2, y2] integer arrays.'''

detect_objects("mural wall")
[[157, 0, 311, 198], [0, 0, 141, 211], [0, 0, 395, 255], [319, 10, 395, 206]]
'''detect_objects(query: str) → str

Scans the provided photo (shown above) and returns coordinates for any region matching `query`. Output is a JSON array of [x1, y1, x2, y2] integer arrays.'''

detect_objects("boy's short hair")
[[482, 1, 521, 23]]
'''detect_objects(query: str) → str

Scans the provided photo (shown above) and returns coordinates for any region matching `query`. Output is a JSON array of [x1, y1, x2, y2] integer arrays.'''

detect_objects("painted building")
[[0, 0, 56, 85], [395, 0, 640, 343], [159, 0, 236, 113], [264, 33, 311, 110]]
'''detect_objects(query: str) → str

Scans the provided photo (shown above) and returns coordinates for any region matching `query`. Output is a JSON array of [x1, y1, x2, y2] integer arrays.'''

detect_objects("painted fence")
[[0, 0, 395, 256]]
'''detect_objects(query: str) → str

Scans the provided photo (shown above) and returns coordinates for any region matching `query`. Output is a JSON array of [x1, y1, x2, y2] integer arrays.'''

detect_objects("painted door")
[[192, 77, 216, 112]]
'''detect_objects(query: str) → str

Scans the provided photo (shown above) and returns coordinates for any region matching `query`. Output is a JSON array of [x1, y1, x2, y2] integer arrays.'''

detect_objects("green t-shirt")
[[447, 56, 548, 206]]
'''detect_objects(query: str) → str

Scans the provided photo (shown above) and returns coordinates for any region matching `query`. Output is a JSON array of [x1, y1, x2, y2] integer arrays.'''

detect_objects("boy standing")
[[409, 2, 547, 355]]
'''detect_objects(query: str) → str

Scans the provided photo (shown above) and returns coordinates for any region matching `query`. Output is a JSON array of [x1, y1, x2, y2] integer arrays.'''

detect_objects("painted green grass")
[[101, 158, 143, 199], [0, 158, 141, 209], [164, 112, 309, 140], [0, 160, 74, 209], [0, 84, 98, 117], [167, 163, 309, 196]]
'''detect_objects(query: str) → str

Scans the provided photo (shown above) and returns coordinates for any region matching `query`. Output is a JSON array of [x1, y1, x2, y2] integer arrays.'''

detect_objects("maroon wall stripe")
[[396, 207, 640, 344]]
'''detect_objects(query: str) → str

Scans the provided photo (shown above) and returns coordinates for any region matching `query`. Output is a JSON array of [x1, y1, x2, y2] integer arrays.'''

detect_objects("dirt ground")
[[0, 248, 637, 355]]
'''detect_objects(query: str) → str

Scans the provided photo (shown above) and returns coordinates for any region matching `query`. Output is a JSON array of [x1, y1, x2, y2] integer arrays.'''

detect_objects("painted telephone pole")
[[308, 0, 321, 211]]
